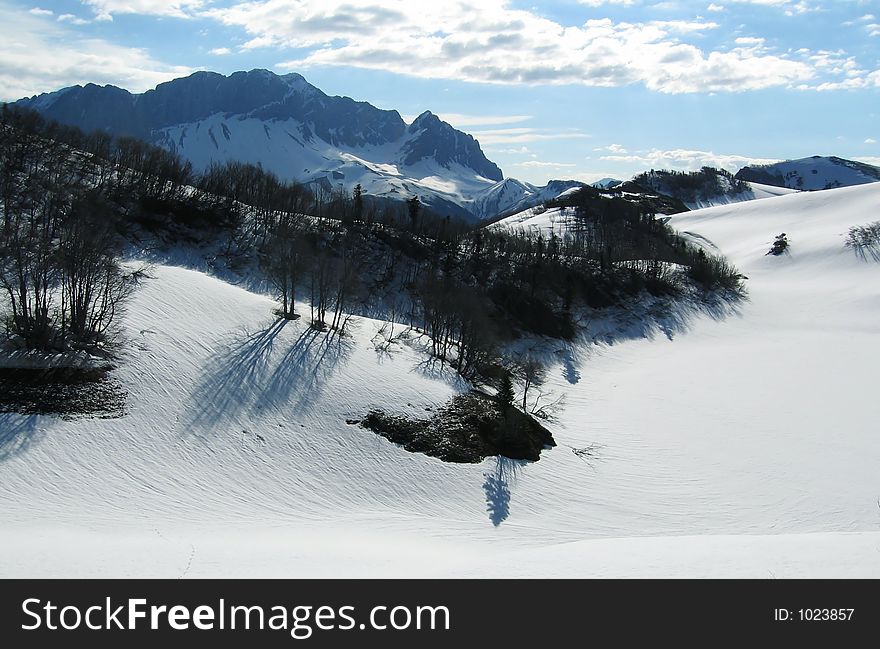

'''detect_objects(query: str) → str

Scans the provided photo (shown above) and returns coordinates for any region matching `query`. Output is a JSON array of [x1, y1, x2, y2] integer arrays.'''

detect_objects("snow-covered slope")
[[681, 180, 796, 209], [2, 184, 880, 577], [491, 204, 571, 237], [736, 155, 880, 191], [156, 111, 501, 219], [494, 180, 798, 236]]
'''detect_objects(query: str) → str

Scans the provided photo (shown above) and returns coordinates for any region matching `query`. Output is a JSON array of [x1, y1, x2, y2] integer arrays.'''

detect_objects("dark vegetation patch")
[[0, 367, 126, 419], [767, 233, 789, 256], [359, 392, 556, 463], [632, 167, 749, 205]]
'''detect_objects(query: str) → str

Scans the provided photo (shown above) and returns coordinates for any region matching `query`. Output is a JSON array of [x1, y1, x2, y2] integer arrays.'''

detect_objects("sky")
[[0, 0, 878, 185]]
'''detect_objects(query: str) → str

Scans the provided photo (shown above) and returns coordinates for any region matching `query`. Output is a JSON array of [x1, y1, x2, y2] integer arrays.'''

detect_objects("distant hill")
[[591, 177, 623, 189], [735, 156, 880, 191], [632, 166, 797, 209]]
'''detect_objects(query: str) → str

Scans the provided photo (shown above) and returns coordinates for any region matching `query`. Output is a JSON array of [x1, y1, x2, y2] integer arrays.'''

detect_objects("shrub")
[[767, 233, 789, 256]]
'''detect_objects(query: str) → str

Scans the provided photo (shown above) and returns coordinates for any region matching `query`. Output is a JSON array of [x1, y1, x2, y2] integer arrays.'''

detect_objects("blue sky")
[[1, 0, 878, 184]]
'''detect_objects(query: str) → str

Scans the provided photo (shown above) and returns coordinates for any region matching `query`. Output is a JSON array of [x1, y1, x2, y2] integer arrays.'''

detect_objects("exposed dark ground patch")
[[358, 392, 555, 463], [0, 368, 127, 419]]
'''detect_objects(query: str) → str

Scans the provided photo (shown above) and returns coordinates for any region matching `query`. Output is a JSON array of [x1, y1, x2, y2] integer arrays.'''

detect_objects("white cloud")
[[727, 0, 817, 16], [28, 7, 53, 16], [469, 127, 592, 145], [81, 1, 204, 20], [57, 13, 90, 25], [202, 0, 821, 94], [405, 113, 532, 128], [866, 138, 877, 145], [599, 148, 779, 173], [0, 5, 193, 101], [735, 36, 765, 45], [707, 3, 725, 11], [513, 160, 577, 168], [855, 156, 880, 167], [209, 47, 232, 55], [486, 146, 533, 155], [578, 0, 639, 6], [594, 143, 629, 153]]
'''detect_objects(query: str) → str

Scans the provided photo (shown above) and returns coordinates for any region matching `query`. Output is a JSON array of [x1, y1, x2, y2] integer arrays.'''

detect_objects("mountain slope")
[[2, 183, 879, 577], [735, 155, 880, 191], [14, 69, 514, 220]]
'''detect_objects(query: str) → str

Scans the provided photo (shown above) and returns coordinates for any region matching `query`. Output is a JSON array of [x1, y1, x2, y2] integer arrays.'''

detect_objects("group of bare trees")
[[259, 213, 364, 331], [0, 107, 130, 350]]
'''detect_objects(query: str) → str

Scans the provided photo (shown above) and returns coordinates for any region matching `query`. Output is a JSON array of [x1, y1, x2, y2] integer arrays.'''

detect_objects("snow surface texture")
[[2, 184, 880, 577]]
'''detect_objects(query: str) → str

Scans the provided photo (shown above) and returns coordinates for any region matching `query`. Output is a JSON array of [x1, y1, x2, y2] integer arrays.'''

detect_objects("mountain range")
[[14, 71, 880, 220], [14, 69, 578, 221]]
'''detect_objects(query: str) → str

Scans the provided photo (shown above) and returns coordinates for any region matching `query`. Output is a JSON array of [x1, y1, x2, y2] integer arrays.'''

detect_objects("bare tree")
[[513, 355, 547, 412], [260, 213, 305, 319]]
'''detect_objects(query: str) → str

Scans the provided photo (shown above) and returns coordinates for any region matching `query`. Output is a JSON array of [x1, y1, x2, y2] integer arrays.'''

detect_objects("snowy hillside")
[[2, 183, 880, 577], [677, 180, 796, 210], [632, 167, 797, 210], [495, 179, 797, 237], [492, 204, 571, 237], [736, 155, 880, 191]]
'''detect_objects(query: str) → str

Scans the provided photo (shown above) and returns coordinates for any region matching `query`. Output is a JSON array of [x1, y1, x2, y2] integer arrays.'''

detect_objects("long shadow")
[[184, 318, 356, 433], [515, 290, 745, 391], [0, 414, 41, 462], [582, 291, 744, 349], [184, 319, 288, 430], [412, 356, 471, 392], [260, 323, 355, 417], [483, 456, 526, 527], [850, 243, 880, 263], [560, 348, 582, 385]]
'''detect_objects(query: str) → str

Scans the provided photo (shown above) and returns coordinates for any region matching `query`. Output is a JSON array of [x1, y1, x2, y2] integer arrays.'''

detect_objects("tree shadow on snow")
[[530, 291, 747, 387], [412, 356, 471, 392], [0, 414, 41, 462], [183, 319, 288, 431], [483, 456, 526, 527], [183, 318, 355, 434], [261, 323, 356, 417], [850, 243, 880, 263]]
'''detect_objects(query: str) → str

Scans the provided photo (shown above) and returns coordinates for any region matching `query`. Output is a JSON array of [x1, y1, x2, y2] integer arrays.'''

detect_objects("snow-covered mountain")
[[13, 69, 578, 221], [471, 178, 583, 220], [591, 177, 623, 189], [735, 155, 880, 191]]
